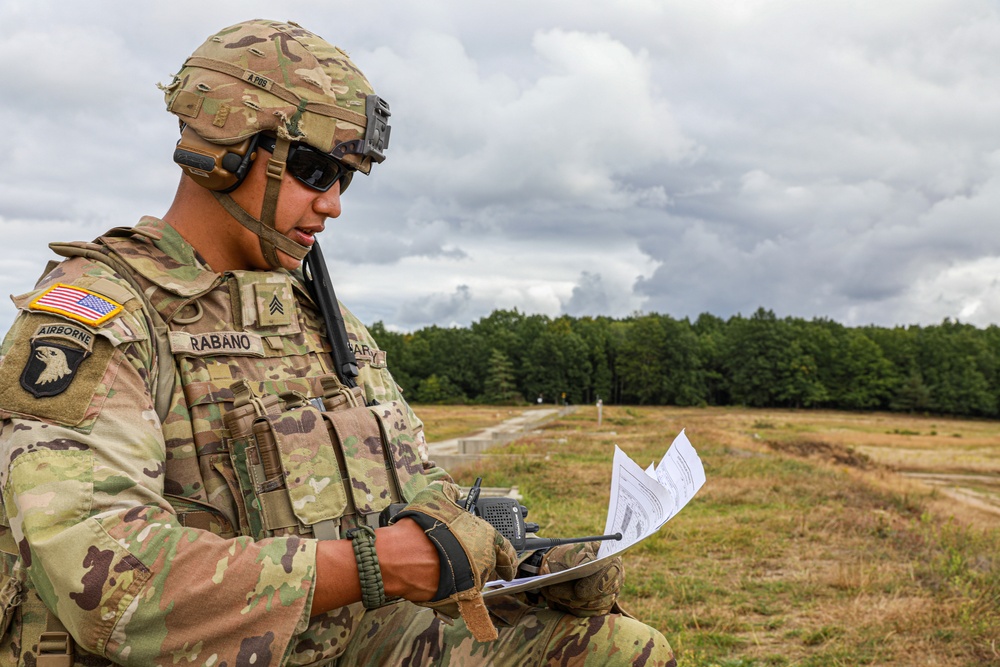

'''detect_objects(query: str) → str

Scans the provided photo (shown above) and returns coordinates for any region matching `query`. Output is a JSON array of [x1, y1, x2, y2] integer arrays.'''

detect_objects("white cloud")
[[363, 28, 696, 211], [563, 272, 611, 317], [2, 0, 1000, 336]]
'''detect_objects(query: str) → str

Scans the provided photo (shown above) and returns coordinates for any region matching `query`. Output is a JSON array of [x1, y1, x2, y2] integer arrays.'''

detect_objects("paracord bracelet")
[[346, 525, 388, 609]]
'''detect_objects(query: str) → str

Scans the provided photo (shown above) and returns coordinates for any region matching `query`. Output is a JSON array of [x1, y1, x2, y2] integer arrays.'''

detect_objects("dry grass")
[[431, 405, 1000, 667]]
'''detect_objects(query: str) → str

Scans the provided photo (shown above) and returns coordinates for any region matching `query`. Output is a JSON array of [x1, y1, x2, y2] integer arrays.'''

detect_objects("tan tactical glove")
[[536, 542, 624, 617], [391, 482, 517, 641]]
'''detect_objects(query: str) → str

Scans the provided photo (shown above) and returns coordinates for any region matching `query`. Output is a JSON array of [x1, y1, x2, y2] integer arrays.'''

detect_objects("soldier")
[[0, 19, 675, 666]]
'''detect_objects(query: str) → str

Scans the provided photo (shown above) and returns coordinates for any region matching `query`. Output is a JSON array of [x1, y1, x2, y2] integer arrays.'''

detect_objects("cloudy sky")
[[2, 0, 1000, 334]]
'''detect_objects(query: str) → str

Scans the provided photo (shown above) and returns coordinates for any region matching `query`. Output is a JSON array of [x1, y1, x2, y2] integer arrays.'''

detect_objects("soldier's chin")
[[275, 250, 303, 271]]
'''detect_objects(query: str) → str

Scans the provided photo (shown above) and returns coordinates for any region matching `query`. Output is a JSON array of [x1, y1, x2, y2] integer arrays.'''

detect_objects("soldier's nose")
[[314, 183, 342, 218]]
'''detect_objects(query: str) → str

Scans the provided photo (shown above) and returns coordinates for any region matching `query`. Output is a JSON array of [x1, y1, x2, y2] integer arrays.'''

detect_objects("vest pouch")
[[324, 406, 396, 526], [319, 376, 365, 413], [267, 405, 349, 538], [223, 386, 289, 539], [0, 568, 23, 642], [222, 381, 429, 540], [224, 381, 350, 539], [367, 401, 431, 502], [235, 404, 411, 537], [319, 375, 426, 503]]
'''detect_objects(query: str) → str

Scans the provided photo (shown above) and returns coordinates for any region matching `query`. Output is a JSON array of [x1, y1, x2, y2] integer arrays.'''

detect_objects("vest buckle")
[[37, 630, 73, 666]]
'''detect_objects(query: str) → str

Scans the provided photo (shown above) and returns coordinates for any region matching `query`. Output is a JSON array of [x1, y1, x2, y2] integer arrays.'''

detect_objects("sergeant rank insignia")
[[29, 284, 123, 326], [20, 324, 95, 398]]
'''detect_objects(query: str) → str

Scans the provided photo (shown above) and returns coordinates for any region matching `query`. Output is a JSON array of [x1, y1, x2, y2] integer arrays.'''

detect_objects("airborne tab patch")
[[29, 284, 123, 326], [32, 323, 95, 352]]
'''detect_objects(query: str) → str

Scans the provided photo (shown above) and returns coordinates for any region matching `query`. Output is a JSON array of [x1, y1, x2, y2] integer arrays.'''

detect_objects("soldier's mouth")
[[292, 227, 322, 246]]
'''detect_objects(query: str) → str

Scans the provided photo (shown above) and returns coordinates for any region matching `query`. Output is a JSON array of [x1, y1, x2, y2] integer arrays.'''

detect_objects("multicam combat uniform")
[[0, 218, 674, 666]]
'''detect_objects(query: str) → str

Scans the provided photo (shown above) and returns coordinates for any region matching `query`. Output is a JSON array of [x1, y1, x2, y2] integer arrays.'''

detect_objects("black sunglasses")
[[257, 134, 355, 193]]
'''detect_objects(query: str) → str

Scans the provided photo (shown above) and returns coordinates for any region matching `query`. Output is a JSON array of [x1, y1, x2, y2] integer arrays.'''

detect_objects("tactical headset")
[[172, 125, 259, 193]]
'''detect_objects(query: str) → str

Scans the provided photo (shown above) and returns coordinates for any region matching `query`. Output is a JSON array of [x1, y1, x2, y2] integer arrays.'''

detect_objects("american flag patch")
[[29, 284, 123, 326]]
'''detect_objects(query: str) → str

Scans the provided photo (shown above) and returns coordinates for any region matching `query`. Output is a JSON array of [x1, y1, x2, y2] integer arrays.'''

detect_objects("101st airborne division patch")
[[21, 339, 92, 397], [19, 322, 97, 398], [17, 285, 121, 401]]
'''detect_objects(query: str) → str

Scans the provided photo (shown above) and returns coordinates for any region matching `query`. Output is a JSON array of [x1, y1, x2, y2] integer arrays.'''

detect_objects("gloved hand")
[[537, 541, 624, 617], [391, 482, 517, 641]]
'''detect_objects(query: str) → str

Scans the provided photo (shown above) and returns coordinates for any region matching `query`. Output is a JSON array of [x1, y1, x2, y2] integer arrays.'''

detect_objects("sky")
[[2, 0, 1000, 334]]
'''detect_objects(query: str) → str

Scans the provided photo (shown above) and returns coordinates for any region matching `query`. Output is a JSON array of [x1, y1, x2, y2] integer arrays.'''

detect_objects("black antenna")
[[302, 240, 359, 389], [522, 533, 622, 551]]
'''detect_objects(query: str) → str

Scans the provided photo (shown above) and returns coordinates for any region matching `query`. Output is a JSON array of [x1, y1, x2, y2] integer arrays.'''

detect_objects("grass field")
[[417, 404, 1000, 667]]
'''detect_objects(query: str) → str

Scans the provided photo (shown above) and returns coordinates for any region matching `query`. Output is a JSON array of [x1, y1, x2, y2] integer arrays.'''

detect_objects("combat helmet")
[[160, 19, 390, 268]]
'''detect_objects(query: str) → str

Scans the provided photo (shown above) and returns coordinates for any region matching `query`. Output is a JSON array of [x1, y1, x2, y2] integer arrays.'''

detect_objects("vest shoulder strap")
[[46, 241, 174, 425]]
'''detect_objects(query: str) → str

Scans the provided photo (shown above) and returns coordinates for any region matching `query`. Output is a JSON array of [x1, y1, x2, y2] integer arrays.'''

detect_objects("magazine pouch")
[[222, 378, 427, 539]]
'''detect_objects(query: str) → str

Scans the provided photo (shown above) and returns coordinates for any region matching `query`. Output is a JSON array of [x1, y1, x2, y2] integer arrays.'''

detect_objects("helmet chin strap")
[[210, 136, 311, 269]]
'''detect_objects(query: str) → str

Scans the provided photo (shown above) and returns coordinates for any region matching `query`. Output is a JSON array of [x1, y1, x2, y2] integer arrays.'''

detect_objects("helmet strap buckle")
[[265, 158, 286, 181], [257, 137, 292, 267]]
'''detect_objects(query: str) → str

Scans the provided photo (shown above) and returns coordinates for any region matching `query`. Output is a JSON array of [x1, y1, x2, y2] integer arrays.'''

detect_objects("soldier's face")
[[270, 176, 342, 271], [229, 155, 343, 271]]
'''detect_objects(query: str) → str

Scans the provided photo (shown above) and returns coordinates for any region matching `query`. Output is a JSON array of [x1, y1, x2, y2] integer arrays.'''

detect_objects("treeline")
[[369, 307, 1000, 417]]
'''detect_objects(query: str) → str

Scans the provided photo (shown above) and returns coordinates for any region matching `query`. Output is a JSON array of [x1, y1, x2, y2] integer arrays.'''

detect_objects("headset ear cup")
[[173, 127, 258, 192], [221, 152, 244, 173], [219, 134, 259, 193]]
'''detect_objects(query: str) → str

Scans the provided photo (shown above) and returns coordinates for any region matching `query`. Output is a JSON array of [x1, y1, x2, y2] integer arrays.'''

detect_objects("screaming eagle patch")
[[20, 339, 91, 398], [0, 315, 115, 428], [19, 322, 96, 398]]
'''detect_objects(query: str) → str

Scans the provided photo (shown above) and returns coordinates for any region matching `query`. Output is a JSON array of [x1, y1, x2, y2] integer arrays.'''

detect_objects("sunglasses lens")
[[339, 170, 353, 194], [258, 137, 355, 193], [288, 146, 354, 192], [288, 147, 342, 191]]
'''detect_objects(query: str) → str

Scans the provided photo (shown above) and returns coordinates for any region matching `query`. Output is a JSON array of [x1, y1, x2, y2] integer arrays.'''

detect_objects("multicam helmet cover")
[[161, 19, 385, 173], [160, 19, 390, 268]]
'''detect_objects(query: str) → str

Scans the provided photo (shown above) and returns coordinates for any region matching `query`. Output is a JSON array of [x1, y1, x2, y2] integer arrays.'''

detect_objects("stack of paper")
[[484, 430, 706, 596]]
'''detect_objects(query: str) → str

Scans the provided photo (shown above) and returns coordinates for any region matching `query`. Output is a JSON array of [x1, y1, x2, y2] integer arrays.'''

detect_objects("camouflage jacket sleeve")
[[0, 261, 316, 666]]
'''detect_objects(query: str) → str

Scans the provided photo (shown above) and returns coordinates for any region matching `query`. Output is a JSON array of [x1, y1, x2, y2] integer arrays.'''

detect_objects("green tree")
[[413, 326, 488, 398], [661, 316, 706, 406], [413, 373, 466, 404], [723, 309, 790, 407], [693, 313, 729, 405], [891, 371, 932, 412], [617, 314, 668, 404], [482, 349, 521, 404], [523, 320, 591, 405], [916, 320, 996, 416], [830, 328, 896, 409], [472, 309, 550, 399], [616, 314, 705, 406], [571, 316, 615, 404]]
